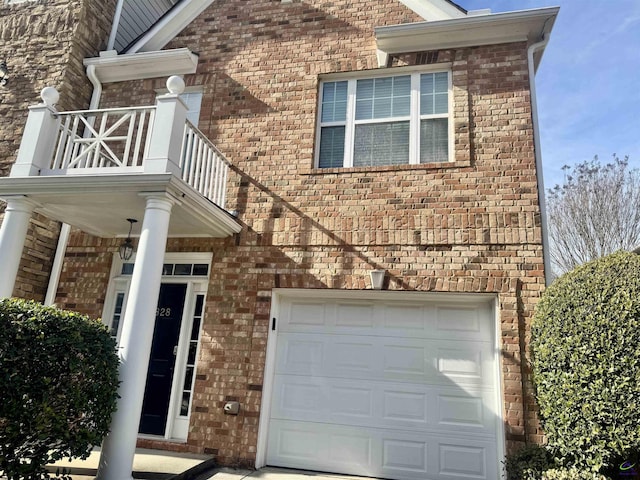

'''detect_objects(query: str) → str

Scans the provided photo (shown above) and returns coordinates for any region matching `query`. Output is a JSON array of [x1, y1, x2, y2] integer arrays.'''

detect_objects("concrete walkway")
[[47, 448, 381, 480], [47, 447, 212, 479], [206, 467, 379, 480]]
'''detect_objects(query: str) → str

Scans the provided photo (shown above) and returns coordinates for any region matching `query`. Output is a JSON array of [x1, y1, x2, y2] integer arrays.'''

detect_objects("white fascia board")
[[376, 6, 559, 56], [126, 0, 215, 53], [83, 48, 198, 83], [398, 0, 466, 21]]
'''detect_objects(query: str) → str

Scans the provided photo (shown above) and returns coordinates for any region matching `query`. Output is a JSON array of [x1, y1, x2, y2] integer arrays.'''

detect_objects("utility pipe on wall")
[[44, 65, 103, 305], [527, 33, 552, 286]]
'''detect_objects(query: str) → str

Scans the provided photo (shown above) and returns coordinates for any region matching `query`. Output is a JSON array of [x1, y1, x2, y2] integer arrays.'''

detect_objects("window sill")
[[303, 159, 471, 175]]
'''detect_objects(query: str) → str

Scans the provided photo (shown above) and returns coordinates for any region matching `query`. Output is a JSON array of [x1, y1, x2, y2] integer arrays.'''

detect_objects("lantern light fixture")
[[118, 218, 138, 261]]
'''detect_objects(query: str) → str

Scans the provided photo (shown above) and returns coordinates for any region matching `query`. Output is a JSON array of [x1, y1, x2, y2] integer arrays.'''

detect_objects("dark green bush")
[[505, 444, 556, 480], [531, 251, 640, 472], [0, 299, 119, 480]]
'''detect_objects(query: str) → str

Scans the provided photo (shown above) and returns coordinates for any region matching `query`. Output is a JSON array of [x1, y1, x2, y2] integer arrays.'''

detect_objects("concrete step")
[[47, 447, 215, 480]]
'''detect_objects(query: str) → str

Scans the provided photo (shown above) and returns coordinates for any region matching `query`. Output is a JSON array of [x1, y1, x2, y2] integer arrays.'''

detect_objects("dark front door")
[[139, 283, 187, 435]]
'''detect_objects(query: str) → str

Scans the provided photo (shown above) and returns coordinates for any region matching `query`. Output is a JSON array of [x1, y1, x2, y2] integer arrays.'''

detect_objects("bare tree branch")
[[547, 155, 640, 274]]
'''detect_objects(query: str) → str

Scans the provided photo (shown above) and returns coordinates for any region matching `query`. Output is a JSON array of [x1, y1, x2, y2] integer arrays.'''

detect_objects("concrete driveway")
[[208, 467, 381, 480]]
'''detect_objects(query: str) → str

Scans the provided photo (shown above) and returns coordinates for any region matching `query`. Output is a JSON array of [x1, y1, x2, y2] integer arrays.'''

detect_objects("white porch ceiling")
[[0, 174, 241, 238]]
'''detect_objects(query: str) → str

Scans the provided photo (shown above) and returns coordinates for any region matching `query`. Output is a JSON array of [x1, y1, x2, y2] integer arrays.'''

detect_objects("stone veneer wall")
[[56, 0, 546, 466], [0, 0, 117, 300]]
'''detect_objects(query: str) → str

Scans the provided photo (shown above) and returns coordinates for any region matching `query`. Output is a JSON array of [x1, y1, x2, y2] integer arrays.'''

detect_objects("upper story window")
[[316, 70, 451, 168], [180, 91, 203, 127]]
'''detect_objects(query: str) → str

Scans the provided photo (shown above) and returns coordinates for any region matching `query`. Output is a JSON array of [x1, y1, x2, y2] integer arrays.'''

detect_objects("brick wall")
[[59, 0, 546, 466], [0, 0, 116, 300]]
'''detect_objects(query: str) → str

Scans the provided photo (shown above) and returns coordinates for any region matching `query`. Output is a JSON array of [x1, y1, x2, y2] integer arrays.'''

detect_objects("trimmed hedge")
[[504, 444, 555, 480], [531, 251, 640, 472], [0, 299, 119, 480]]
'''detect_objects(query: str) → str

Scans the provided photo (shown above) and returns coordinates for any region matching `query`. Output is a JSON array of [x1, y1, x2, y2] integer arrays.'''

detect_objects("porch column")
[[96, 193, 176, 480], [0, 197, 36, 298]]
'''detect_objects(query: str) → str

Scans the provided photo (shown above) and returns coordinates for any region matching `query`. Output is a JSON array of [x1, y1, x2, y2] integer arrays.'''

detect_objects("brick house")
[[0, 1, 558, 479]]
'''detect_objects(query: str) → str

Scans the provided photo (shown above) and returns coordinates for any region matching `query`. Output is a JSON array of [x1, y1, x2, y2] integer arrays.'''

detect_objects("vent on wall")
[[416, 51, 439, 65], [386, 50, 440, 68]]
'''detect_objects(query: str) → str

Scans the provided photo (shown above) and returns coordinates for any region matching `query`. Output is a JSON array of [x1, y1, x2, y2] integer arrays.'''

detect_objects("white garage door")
[[264, 291, 501, 480]]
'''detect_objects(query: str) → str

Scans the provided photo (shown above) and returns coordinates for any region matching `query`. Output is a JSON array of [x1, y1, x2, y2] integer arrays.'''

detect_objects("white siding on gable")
[[112, 0, 179, 52]]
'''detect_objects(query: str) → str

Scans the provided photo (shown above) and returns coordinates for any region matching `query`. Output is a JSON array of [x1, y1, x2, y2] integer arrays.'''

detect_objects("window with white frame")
[[180, 91, 203, 127], [317, 70, 451, 168]]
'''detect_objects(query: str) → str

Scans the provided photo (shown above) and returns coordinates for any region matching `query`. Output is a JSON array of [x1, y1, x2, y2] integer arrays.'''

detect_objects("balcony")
[[0, 77, 241, 238]]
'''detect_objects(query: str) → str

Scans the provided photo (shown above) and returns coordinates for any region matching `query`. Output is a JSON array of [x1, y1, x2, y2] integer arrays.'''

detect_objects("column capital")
[[139, 191, 182, 211], [2, 195, 39, 213]]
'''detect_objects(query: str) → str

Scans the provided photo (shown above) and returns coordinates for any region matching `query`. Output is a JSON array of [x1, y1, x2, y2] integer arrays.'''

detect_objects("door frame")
[[255, 288, 505, 477], [102, 252, 212, 442]]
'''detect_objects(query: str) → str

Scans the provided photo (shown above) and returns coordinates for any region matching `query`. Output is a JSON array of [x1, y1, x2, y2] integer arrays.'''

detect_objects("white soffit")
[[398, 0, 467, 20], [126, 0, 216, 53], [376, 6, 559, 60], [83, 48, 198, 83]]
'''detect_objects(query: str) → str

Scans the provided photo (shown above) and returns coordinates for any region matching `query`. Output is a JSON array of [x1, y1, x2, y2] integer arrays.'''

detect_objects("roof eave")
[[124, 0, 215, 54], [375, 6, 559, 66], [83, 48, 199, 83]]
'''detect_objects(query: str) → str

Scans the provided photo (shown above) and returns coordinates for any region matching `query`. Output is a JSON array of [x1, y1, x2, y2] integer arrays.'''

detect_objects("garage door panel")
[[267, 419, 499, 480], [277, 334, 494, 387], [272, 375, 496, 435], [281, 299, 494, 343]]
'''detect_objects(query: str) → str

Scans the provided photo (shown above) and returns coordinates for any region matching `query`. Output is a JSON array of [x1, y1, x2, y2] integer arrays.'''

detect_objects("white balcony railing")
[[51, 106, 156, 171], [14, 95, 231, 209], [181, 121, 229, 208]]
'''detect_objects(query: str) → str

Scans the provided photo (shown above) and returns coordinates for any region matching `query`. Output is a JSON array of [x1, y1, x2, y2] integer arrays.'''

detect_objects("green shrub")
[[542, 467, 610, 480], [0, 299, 119, 480], [505, 444, 556, 480], [531, 251, 640, 471]]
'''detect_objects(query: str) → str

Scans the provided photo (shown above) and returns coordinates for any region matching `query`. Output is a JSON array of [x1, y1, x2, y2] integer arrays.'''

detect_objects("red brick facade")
[[4, 0, 547, 469]]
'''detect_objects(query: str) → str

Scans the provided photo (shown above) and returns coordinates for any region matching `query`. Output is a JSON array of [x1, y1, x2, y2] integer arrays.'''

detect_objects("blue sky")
[[460, 0, 640, 190]]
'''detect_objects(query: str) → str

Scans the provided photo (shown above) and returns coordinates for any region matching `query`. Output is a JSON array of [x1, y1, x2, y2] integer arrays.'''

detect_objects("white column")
[[96, 193, 175, 480], [0, 197, 36, 298]]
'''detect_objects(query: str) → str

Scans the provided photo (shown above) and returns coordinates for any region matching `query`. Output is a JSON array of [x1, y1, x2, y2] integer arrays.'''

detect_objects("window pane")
[[434, 72, 448, 92], [321, 81, 347, 122], [191, 318, 201, 341], [354, 122, 409, 167], [121, 263, 134, 275], [318, 126, 345, 168], [373, 98, 392, 118], [174, 263, 192, 275], [194, 295, 204, 317], [420, 118, 448, 163], [192, 264, 209, 276], [188, 342, 198, 364], [434, 93, 448, 114], [356, 76, 410, 120], [180, 392, 190, 416], [421, 72, 449, 115], [183, 366, 194, 390], [162, 263, 174, 275]]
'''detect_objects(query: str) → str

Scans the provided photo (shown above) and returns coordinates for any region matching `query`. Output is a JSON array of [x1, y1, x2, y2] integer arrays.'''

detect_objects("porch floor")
[[47, 447, 212, 479], [47, 448, 383, 480]]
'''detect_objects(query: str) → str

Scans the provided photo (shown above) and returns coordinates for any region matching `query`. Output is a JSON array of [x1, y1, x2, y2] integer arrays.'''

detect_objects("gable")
[[123, 0, 468, 54], [109, 0, 180, 52]]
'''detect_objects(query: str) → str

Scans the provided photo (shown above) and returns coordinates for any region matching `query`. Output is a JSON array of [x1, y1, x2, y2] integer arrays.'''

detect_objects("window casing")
[[316, 70, 451, 168]]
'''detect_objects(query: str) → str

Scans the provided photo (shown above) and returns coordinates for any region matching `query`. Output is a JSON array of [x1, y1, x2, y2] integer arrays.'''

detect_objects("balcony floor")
[[0, 173, 241, 238]]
